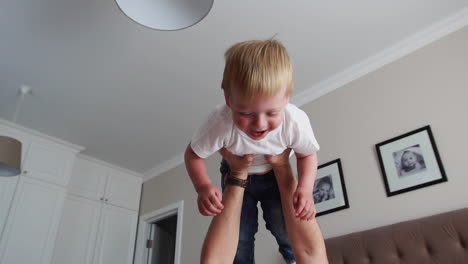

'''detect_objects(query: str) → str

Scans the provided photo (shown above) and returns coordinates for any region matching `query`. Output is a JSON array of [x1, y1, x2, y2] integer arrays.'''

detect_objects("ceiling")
[[1, 0, 468, 179]]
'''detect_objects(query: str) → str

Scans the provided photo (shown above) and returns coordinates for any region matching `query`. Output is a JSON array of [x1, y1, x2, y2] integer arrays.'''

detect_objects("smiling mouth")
[[250, 130, 267, 138]]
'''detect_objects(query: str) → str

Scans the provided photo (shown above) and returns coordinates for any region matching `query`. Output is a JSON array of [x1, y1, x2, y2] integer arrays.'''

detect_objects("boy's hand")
[[219, 148, 253, 180], [293, 187, 316, 221], [197, 184, 224, 216]]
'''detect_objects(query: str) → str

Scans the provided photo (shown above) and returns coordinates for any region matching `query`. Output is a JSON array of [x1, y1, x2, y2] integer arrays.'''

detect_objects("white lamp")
[[0, 137, 21, 176], [115, 0, 214, 31], [0, 85, 31, 177]]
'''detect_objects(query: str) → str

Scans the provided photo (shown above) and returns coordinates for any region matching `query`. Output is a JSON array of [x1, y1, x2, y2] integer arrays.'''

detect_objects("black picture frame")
[[314, 159, 349, 217], [375, 125, 447, 197]]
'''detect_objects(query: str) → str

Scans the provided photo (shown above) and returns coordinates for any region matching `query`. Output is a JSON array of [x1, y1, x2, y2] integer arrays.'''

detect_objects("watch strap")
[[225, 175, 248, 188]]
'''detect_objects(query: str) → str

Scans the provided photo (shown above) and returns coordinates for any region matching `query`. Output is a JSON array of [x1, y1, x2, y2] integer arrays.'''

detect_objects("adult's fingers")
[[219, 148, 231, 159], [243, 154, 254, 163]]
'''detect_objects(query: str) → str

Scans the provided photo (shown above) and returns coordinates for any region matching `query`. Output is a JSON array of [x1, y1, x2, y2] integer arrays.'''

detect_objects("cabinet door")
[[93, 205, 138, 264], [0, 176, 66, 264], [105, 169, 141, 210], [68, 157, 108, 201], [52, 195, 101, 264], [0, 176, 19, 241], [22, 142, 76, 186]]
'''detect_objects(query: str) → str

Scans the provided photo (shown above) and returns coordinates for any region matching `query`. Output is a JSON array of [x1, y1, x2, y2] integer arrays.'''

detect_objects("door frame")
[[134, 200, 184, 264]]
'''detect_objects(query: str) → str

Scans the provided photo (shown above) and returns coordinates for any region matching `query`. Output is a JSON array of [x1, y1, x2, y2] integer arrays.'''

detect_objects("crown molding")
[[0, 118, 84, 152], [292, 7, 468, 107], [77, 153, 142, 178], [144, 7, 468, 181], [143, 152, 185, 182]]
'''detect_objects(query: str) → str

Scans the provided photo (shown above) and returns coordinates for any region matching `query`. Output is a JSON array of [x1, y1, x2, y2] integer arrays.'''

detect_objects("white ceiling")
[[1, 0, 468, 179]]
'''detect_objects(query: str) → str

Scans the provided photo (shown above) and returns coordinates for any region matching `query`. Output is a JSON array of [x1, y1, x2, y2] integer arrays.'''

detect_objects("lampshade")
[[115, 0, 214, 31], [0, 136, 21, 176]]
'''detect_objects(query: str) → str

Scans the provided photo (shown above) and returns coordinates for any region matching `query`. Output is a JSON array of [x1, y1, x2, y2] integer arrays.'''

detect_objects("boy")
[[185, 39, 320, 264]]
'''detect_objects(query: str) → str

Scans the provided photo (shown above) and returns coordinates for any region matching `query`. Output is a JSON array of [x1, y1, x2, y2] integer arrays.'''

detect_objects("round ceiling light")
[[115, 0, 214, 31]]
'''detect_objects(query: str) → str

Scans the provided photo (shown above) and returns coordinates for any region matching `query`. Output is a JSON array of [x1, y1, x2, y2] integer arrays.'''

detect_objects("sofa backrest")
[[325, 208, 468, 264]]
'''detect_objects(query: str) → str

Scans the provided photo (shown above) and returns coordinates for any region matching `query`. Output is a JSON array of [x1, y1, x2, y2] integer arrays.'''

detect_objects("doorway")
[[147, 214, 177, 264], [135, 200, 183, 264]]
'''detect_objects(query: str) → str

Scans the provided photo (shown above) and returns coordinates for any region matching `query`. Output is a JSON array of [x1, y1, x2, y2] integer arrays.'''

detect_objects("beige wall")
[[140, 26, 468, 264]]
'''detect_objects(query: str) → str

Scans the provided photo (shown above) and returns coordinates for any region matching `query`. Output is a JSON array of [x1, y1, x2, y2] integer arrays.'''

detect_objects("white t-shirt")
[[190, 103, 320, 174]]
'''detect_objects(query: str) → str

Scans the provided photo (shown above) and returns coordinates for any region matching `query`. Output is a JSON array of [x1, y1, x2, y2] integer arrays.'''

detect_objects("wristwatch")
[[225, 174, 248, 188]]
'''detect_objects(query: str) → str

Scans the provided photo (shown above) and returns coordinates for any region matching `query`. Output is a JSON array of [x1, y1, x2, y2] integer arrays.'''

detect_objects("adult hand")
[[219, 148, 253, 179], [265, 148, 292, 168]]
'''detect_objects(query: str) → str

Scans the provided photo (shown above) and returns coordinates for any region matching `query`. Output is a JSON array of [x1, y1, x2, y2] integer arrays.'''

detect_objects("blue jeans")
[[220, 159, 296, 264]]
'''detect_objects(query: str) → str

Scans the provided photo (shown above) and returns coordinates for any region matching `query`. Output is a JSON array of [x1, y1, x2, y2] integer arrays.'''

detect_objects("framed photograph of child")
[[314, 159, 349, 217], [375, 125, 447, 197]]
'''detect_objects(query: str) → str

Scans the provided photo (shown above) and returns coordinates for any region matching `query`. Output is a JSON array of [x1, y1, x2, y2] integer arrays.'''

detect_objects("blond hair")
[[221, 39, 293, 100]]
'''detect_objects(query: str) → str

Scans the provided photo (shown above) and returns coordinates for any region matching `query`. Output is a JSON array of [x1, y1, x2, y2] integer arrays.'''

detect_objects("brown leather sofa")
[[325, 208, 468, 263]]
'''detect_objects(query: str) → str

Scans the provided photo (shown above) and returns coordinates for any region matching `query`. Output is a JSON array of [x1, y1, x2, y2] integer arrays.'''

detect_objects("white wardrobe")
[[0, 121, 81, 264], [0, 120, 142, 264], [52, 157, 142, 264]]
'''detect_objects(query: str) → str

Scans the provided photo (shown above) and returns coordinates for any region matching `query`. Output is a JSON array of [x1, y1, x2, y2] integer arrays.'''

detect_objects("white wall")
[[139, 26, 468, 264], [302, 25, 468, 239]]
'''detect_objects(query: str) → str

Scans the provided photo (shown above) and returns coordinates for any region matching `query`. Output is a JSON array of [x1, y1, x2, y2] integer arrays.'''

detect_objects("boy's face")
[[318, 183, 331, 197], [402, 151, 417, 169], [225, 85, 289, 140]]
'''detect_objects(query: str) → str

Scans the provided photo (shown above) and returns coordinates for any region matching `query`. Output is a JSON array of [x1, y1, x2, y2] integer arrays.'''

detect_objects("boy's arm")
[[184, 144, 224, 216], [185, 144, 213, 191], [295, 152, 318, 190], [295, 152, 318, 220]]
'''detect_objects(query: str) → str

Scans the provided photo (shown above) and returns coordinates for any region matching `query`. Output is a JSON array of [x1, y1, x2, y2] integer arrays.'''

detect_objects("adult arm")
[[267, 149, 329, 264], [200, 149, 252, 264]]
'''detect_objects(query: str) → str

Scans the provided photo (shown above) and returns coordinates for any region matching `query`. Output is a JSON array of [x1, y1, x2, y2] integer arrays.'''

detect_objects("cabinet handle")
[[23, 170, 28, 174], [104, 198, 109, 202], [100, 197, 104, 201]]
